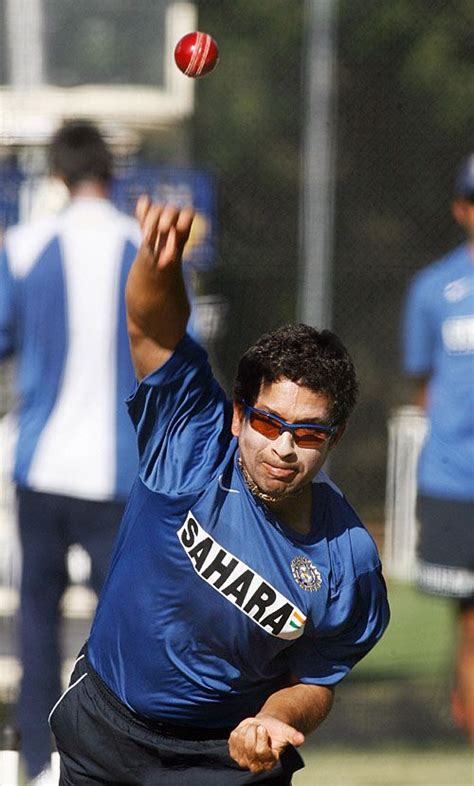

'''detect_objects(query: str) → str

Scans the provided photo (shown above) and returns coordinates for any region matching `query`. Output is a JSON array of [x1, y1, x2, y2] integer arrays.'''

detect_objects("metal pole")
[[6, 0, 45, 88], [298, 0, 338, 329]]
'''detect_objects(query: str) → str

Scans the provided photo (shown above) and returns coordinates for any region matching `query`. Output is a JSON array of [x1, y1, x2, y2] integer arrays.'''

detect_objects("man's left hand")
[[228, 714, 304, 773]]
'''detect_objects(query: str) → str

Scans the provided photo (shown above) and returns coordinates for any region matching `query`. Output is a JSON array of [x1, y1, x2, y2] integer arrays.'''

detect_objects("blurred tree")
[[341, 0, 473, 134], [330, 0, 473, 512], [194, 0, 473, 517], [33, 0, 471, 516], [195, 0, 304, 387]]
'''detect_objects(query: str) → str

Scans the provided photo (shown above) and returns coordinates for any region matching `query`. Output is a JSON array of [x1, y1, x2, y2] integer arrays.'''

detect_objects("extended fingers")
[[176, 206, 195, 244], [135, 194, 151, 225], [140, 203, 164, 253], [157, 205, 195, 254], [136, 201, 195, 267], [142, 204, 193, 236]]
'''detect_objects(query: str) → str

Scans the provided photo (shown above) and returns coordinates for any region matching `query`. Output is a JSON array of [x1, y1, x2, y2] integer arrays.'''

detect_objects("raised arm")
[[126, 196, 195, 380]]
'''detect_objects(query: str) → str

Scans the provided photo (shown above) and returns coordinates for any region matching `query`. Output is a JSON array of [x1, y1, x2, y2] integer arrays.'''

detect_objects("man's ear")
[[231, 401, 244, 437], [452, 198, 467, 228], [329, 422, 346, 449]]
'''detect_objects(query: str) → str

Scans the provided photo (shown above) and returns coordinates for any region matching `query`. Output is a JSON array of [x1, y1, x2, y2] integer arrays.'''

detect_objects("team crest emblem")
[[291, 556, 322, 592]]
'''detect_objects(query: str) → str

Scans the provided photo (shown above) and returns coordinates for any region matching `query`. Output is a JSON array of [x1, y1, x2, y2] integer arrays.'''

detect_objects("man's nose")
[[272, 429, 296, 456]]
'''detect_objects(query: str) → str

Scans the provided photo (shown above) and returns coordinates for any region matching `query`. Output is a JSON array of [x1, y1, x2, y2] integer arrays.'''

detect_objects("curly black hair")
[[233, 324, 359, 426]]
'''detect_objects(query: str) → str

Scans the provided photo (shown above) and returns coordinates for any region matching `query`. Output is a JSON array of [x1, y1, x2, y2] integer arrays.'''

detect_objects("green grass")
[[351, 579, 456, 680], [290, 581, 470, 786], [293, 747, 473, 786], [6, 581, 467, 786]]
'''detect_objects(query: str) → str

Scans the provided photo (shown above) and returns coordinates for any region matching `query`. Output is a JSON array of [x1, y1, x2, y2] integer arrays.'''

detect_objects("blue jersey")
[[88, 336, 389, 727], [403, 244, 474, 500], [0, 198, 140, 501]]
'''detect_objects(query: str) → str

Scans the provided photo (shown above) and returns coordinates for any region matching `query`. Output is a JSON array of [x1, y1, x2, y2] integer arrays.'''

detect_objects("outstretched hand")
[[228, 714, 304, 774], [135, 195, 195, 272]]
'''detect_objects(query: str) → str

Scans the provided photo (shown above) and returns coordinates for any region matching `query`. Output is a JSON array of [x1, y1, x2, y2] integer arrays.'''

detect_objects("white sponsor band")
[[442, 316, 474, 354], [178, 512, 306, 639]]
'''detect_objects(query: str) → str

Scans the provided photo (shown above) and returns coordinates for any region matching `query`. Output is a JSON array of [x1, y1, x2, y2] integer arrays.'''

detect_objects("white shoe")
[[28, 766, 55, 786]]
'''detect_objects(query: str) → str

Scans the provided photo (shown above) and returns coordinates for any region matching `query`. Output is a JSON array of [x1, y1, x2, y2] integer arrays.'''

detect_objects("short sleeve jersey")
[[0, 199, 140, 501], [403, 245, 474, 500], [88, 335, 389, 727]]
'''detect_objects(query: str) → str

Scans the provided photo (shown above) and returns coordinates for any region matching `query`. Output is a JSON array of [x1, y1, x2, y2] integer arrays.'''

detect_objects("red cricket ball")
[[174, 31, 219, 78]]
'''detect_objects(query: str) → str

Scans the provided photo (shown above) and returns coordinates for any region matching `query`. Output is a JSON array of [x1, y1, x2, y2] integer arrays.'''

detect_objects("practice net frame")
[[383, 405, 427, 582]]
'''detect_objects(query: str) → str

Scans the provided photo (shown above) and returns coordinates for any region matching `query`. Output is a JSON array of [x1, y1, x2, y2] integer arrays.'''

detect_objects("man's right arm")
[[0, 248, 16, 359], [409, 375, 430, 411], [402, 274, 432, 413], [125, 197, 195, 380]]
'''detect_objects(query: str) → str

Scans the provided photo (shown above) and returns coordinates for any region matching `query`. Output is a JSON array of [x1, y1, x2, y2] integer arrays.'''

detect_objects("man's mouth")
[[262, 463, 297, 480]]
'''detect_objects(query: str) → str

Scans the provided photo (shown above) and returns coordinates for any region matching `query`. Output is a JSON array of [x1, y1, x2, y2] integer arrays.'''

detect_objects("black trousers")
[[17, 487, 125, 778], [49, 651, 304, 785]]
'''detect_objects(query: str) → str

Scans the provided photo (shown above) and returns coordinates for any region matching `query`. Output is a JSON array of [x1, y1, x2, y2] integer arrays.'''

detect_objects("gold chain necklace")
[[237, 457, 302, 505]]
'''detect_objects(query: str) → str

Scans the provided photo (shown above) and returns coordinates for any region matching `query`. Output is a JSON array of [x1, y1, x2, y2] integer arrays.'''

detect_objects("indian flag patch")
[[288, 608, 307, 631]]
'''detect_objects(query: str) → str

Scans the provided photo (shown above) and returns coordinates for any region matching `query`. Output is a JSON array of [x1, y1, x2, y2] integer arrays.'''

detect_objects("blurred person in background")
[[402, 154, 474, 745], [0, 120, 140, 784]]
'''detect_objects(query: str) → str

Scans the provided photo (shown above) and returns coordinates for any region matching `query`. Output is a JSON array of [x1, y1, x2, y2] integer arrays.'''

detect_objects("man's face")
[[232, 378, 343, 501]]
